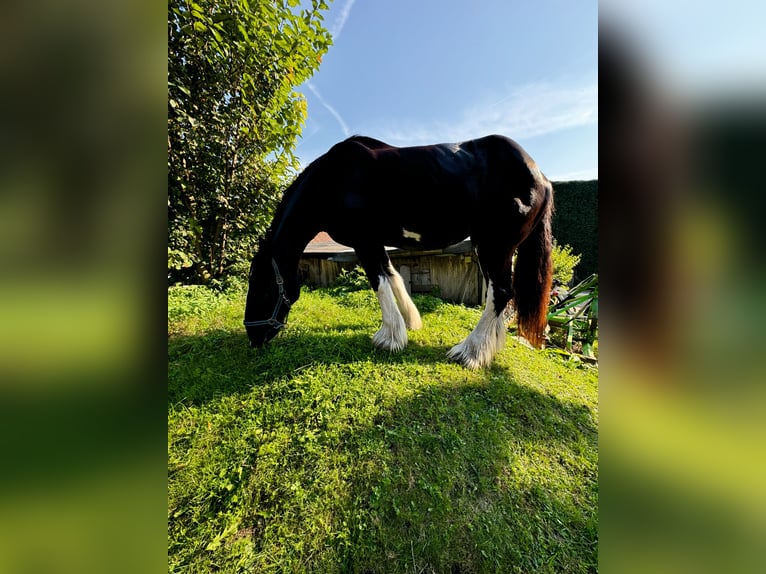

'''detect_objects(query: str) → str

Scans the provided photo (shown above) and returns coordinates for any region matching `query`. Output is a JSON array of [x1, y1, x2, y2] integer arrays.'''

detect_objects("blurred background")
[[600, 1, 766, 572], [0, 0, 764, 571], [0, 0, 166, 572]]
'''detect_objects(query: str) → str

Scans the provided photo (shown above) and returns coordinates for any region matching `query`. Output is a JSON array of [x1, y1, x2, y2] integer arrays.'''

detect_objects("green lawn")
[[168, 285, 598, 573]]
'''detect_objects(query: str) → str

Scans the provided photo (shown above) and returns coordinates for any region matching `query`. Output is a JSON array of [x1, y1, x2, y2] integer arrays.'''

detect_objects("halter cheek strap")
[[243, 258, 291, 331]]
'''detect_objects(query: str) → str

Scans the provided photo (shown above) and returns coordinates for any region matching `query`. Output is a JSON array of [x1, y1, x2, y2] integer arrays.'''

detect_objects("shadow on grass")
[[331, 371, 598, 573], [168, 328, 454, 406], [169, 319, 597, 572]]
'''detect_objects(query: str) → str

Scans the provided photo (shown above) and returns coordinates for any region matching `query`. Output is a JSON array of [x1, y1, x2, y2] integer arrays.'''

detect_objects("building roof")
[[304, 232, 353, 255]]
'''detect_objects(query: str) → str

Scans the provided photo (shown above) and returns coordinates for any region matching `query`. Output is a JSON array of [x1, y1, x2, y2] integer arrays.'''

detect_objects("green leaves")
[[551, 242, 582, 286], [168, 0, 333, 284]]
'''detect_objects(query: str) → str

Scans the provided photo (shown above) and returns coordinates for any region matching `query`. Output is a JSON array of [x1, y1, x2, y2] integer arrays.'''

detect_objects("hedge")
[[550, 180, 597, 281]]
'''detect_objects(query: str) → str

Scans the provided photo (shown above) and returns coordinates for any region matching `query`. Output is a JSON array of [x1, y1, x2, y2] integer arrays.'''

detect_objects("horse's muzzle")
[[246, 326, 278, 348]]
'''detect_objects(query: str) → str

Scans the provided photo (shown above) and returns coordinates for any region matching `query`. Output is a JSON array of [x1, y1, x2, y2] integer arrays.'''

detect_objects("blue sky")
[[295, 0, 598, 181]]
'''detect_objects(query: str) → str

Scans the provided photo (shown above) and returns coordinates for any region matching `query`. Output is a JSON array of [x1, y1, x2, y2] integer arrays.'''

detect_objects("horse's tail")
[[512, 181, 554, 348]]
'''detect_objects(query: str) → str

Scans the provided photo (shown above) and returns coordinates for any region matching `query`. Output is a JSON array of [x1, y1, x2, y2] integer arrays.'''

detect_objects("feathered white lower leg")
[[447, 282, 507, 369], [372, 274, 408, 352], [387, 265, 422, 330]]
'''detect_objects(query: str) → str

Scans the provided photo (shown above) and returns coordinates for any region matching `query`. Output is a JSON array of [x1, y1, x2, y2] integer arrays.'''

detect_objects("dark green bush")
[[551, 180, 597, 281]]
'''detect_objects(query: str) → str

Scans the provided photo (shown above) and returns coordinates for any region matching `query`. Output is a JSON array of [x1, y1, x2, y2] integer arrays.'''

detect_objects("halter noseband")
[[243, 258, 291, 331]]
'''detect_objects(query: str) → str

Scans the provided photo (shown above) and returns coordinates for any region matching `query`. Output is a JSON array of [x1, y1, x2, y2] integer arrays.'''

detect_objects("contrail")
[[331, 0, 356, 40], [307, 82, 351, 137]]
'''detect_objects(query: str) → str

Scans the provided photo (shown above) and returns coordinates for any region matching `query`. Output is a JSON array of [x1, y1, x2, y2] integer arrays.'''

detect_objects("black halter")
[[243, 258, 291, 331]]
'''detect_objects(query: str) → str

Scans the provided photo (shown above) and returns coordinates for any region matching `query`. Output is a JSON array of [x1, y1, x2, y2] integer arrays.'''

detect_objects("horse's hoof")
[[372, 327, 407, 352], [447, 339, 495, 369]]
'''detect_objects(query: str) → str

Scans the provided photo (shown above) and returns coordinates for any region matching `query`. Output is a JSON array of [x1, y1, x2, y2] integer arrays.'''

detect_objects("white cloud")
[[376, 81, 598, 146]]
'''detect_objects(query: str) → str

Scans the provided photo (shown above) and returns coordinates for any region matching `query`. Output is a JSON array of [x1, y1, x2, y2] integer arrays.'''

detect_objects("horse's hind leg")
[[387, 262, 422, 330], [447, 247, 514, 368], [356, 245, 416, 352]]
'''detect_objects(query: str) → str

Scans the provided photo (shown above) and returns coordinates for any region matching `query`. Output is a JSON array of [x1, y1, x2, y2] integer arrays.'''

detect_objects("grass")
[[168, 285, 598, 573]]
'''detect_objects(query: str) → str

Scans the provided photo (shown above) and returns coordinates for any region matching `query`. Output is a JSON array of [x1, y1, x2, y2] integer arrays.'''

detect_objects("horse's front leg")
[[447, 281, 511, 368]]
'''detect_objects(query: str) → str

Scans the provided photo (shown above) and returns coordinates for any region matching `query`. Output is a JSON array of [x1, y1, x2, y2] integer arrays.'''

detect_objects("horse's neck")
[[268, 207, 320, 273], [267, 164, 325, 271]]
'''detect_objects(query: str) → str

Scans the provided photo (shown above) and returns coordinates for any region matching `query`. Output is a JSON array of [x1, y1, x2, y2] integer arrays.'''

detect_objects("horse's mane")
[[259, 155, 322, 250]]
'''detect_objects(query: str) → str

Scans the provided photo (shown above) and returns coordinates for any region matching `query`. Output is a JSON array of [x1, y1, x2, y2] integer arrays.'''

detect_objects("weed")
[[330, 265, 370, 293]]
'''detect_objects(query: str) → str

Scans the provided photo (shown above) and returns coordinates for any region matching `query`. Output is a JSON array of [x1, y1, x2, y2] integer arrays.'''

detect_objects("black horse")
[[245, 134, 553, 368]]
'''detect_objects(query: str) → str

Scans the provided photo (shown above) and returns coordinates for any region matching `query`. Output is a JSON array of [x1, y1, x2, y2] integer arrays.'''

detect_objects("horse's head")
[[244, 251, 296, 347]]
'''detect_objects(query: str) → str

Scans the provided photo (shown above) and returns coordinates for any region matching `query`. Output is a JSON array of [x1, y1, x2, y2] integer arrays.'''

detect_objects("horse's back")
[[311, 134, 548, 249]]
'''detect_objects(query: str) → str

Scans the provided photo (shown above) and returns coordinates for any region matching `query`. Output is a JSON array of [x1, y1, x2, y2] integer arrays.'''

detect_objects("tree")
[[168, 0, 332, 284]]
